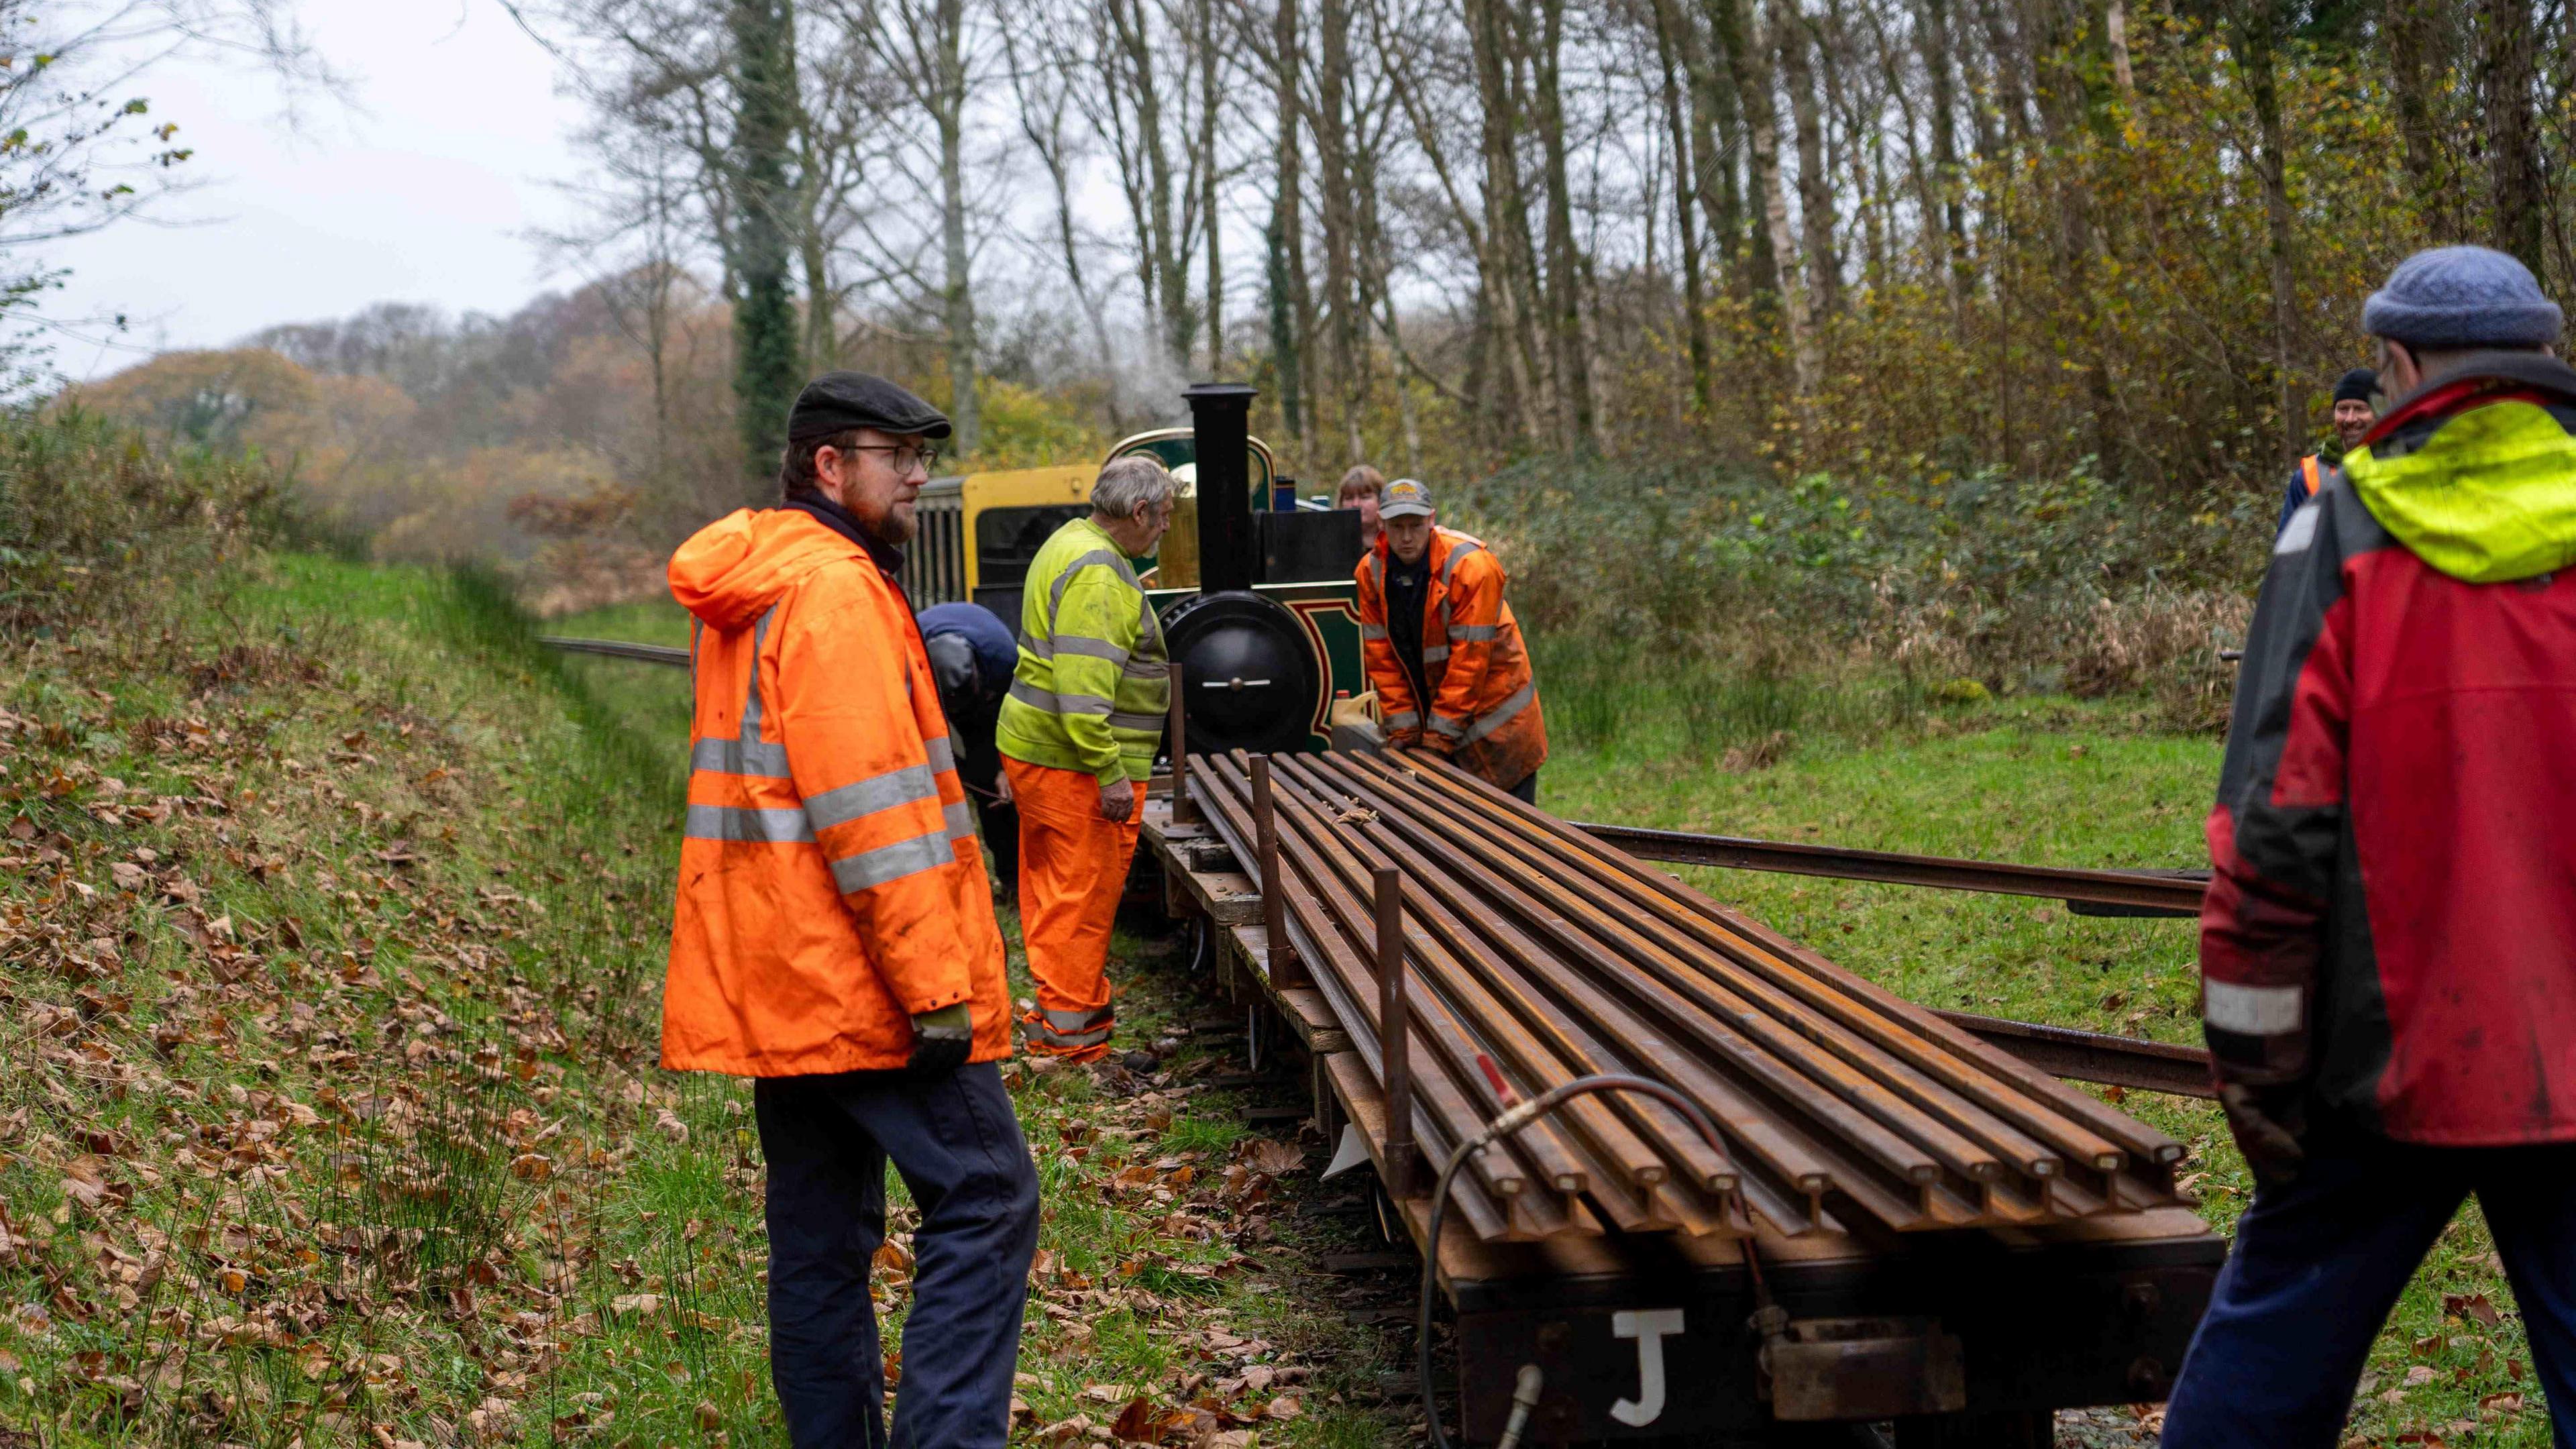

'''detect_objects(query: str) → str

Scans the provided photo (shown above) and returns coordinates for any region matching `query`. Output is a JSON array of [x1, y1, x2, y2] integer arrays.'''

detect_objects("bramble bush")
[[1454, 455, 2262, 743]]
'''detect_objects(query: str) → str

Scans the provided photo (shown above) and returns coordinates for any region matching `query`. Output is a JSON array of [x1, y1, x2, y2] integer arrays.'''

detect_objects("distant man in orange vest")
[[665, 372, 1038, 1449], [2277, 368, 2379, 537], [1354, 478, 1548, 800]]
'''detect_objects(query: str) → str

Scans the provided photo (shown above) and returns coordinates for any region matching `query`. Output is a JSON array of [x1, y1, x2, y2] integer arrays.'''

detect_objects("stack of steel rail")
[[1186, 747, 2189, 1245]]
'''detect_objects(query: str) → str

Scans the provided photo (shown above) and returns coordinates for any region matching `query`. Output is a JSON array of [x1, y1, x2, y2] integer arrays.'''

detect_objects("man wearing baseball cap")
[[664, 370, 1038, 1448], [1353, 478, 1548, 799], [2164, 246, 2576, 1446]]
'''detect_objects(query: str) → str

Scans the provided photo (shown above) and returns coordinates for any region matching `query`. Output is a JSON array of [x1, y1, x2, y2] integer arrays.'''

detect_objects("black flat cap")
[[788, 371, 952, 441]]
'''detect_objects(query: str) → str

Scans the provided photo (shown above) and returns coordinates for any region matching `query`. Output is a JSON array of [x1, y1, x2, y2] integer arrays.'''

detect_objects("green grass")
[[0, 545, 1400, 1446], [1540, 702, 2549, 1447], [549, 597, 695, 745]]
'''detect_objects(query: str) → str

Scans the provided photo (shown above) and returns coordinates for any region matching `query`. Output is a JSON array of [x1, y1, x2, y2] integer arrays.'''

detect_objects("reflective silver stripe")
[[688, 606, 793, 778], [2275, 504, 2319, 556], [692, 735, 794, 777], [1448, 624, 1498, 642], [1367, 553, 1384, 592], [1383, 710, 1420, 729], [1458, 682, 1535, 745], [1022, 1018, 1112, 1047], [1051, 634, 1131, 665], [1108, 711, 1165, 733], [1359, 624, 1388, 641], [684, 804, 814, 844], [1440, 539, 1483, 582], [1421, 645, 1451, 664], [1011, 680, 1114, 716], [829, 830, 951, 892], [804, 765, 939, 830], [1046, 548, 1140, 623], [1426, 714, 1466, 739], [1043, 1005, 1114, 1030], [945, 800, 979, 844], [1122, 657, 1169, 681], [2204, 980, 2304, 1035], [924, 735, 957, 775]]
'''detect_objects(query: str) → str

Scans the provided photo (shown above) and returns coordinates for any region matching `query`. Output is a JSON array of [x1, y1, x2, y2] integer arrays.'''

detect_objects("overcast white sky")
[[42, 1, 588, 381]]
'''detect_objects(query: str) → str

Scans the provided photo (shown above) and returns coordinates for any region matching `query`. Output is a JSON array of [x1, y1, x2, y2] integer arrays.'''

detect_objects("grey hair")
[[1091, 455, 1178, 520]]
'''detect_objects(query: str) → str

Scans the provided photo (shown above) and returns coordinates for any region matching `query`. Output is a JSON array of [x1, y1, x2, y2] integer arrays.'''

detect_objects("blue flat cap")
[[2363, 246, 2563, 350]]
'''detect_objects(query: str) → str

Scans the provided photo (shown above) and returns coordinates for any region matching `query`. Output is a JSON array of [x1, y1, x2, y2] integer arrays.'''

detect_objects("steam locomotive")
[[898, 383, 1373, 757]]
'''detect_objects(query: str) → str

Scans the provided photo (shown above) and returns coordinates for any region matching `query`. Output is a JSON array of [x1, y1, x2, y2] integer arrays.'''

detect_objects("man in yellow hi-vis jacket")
[[995, 457, 1177, 1059]]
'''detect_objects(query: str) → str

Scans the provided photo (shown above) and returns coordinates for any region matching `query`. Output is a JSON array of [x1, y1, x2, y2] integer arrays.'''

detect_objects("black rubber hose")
[[1415, 1073, 1762, 1449]]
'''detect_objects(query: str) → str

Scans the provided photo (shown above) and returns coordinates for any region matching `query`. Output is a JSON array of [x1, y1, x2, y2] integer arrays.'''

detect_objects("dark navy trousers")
[[2163, 1131, 2576, 1448], [754, 1065, 1040, 1449]]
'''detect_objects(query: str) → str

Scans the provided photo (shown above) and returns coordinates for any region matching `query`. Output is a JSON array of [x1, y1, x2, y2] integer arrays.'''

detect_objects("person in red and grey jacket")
[[2163, 246, 2576, 1448]]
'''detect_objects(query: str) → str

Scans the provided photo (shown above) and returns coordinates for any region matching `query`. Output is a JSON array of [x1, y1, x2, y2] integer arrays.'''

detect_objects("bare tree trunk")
[[2231, 0, 2300, 466], [1003, 19, 1124, 427], [2104, 0, 2135, 103], [1532, 0, 1596, 449], [1707, 0, 1786, 311], [1750, 0, 1820, 408], [1652, 0, 1715, 416], [1972, 0, 2032, 144], [1269, 0, 1306, 445], [1916, 0, 1969, 292], [1780, 3, 1839, 320], [2383, 0, 2457, 239], [1674, 4, 1746, 293], [1198, 0, 1224, 372], [1107, 0, 1193, 372], [1316, 0, 1366, 460], [1465, 0, 1546, 443], [2479, 0, 2546, 282], [1821, 0, 1884, 292], [934, 0, 978, 453], [729, 0, 800, 497]]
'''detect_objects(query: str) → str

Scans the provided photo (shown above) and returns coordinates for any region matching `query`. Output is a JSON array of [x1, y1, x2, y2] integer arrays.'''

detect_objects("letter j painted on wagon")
[[1609, 1307, 1686, 1427]]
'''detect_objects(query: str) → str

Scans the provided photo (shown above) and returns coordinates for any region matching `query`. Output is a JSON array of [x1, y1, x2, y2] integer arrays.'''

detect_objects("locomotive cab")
[[898, 383, 1371, 757]]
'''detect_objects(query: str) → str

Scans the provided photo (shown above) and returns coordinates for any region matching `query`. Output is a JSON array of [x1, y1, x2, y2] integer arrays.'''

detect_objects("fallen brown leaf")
[[1240, 1139, 1303, 1175], [2443, 1292, 2504, 1328]]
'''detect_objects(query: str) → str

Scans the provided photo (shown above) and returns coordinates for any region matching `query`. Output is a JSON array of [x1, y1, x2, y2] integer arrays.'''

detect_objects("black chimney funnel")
[[1183, 382, 1259, 593]]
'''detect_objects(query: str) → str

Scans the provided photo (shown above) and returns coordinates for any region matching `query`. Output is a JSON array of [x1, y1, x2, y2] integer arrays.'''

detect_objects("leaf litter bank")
[[0, 537, 1409, 1444]]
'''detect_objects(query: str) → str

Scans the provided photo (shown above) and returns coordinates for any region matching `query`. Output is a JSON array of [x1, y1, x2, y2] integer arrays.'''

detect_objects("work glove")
[[1421, 733, 1456, 759], [1097, 775, 1135, 824], [2216, 1079, 2307, 1191], [1389, 728, 1421, 749], [907, 1002, 974, 1076]]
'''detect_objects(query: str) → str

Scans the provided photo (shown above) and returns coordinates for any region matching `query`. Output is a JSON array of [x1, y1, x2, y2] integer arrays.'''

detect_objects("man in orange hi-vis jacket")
[[665, 372, 1037, 1449], [1353, 477, 1548, 800]]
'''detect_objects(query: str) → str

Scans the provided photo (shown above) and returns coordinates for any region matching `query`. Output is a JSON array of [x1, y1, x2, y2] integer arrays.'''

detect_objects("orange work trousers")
[[1006, 757, 1140, 1061]]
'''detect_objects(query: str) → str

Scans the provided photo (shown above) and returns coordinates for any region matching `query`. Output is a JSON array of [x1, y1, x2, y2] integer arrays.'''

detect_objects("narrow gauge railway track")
[[537, 634, 2218, 1102], [1187, 747, 2190, 1245], [1570, 820, 2208, 917]]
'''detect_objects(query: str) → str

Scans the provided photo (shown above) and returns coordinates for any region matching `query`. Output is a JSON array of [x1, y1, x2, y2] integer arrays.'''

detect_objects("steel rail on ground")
[[1570, 820, 2208, 916], [538, 636, 691, 666]]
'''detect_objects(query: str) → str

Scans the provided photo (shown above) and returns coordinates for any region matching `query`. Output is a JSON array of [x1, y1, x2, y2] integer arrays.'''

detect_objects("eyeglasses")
[[836, 442, 943, 475]]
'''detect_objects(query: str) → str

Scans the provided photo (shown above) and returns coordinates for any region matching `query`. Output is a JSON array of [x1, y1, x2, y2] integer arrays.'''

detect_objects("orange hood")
[[668, 508, 865, 631]]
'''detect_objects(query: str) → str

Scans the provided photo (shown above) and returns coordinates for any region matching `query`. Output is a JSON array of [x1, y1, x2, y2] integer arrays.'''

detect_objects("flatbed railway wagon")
[[1127, 384, 2226, 1448]]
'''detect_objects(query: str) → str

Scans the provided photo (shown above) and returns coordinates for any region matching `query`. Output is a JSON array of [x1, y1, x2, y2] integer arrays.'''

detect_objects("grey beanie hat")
[[2362, 245, 2563, 349]]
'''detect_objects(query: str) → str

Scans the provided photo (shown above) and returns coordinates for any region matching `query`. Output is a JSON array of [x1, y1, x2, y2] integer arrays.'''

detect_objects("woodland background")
[[17, 0, 2575, 688]]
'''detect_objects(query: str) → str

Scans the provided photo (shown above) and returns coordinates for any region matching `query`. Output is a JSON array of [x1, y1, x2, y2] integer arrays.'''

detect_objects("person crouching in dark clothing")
[[919, 601, 1021, 900]]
